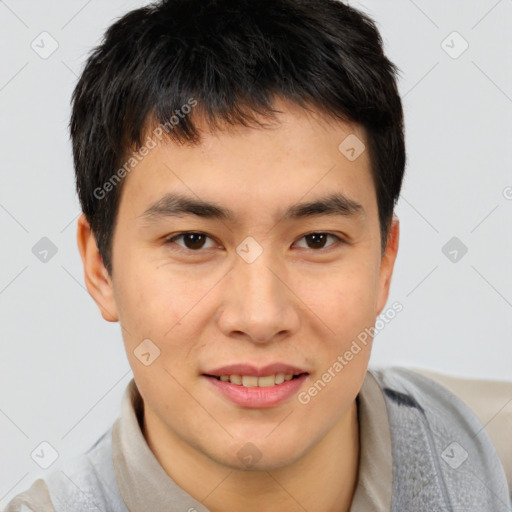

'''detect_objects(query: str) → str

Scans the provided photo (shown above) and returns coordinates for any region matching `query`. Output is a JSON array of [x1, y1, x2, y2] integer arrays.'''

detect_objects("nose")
[[216, 249, 301, 345]]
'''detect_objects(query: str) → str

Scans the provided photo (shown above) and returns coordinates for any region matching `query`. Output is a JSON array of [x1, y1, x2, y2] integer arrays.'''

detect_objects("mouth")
[[201, 365, 310, 408]]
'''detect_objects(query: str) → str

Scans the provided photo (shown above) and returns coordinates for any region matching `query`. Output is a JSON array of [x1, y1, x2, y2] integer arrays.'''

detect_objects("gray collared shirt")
[[12, 366, 511, 511]]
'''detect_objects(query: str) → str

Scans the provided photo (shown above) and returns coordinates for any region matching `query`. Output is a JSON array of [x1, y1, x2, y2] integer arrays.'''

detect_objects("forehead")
[[118, 100, 376, 223]]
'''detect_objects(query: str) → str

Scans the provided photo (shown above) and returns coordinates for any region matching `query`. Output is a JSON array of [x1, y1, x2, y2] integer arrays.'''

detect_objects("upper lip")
[[203, 363, 309, 377]]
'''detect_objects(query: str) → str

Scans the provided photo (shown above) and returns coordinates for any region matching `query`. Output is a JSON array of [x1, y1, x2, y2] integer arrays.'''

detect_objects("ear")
[[376, 215, 400, 316], [76, 213, 119, 322]]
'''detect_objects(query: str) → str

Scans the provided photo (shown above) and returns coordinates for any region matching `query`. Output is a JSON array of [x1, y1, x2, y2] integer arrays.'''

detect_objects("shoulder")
[[369, 365, 509, 424], [367, 366, 511, 508], [3, 424, 126, 512], [368, 366, 511, 446], [407, 366, 512, 494], [407, 366, 512, 438]]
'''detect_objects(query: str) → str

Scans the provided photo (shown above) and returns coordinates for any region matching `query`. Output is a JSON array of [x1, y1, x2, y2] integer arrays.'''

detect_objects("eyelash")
[[164, 231, 346, 253]]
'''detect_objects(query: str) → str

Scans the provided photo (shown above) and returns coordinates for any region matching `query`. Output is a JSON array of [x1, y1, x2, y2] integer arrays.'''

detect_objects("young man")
[[5, 0, 511, 510]]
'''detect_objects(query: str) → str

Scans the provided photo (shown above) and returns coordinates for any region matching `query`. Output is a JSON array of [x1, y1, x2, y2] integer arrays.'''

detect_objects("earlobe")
[[76, 214, 119, 322], [376, 216, 400, 316]]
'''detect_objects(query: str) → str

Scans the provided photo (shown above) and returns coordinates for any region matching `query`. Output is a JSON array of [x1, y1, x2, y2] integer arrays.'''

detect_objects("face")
[[79, 98, 399, 471]]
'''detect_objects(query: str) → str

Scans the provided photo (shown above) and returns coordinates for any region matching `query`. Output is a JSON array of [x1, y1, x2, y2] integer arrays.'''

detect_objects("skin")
[[77, 98, 399, 512]]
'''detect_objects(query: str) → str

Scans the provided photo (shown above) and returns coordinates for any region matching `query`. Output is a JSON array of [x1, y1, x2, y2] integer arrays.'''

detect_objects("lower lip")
[[204, 374, 309, 408]]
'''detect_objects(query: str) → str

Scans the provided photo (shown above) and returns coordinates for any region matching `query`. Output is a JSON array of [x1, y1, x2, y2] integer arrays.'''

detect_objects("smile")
[[203, 373, 309, 408]]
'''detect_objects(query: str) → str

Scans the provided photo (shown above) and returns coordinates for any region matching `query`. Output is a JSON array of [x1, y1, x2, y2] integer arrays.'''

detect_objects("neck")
[[143, 399, 360, 512]]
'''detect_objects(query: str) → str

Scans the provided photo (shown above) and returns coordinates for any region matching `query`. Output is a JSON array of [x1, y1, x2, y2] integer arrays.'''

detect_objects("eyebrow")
[[138, 192, 365, 224]]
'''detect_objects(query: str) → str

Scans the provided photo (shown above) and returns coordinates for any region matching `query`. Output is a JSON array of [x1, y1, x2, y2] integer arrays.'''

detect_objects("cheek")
[[295, 259, 380, 335], [113, 262, 206, 378], [296, 273, 376, 418], [113, 257, 188, 336]]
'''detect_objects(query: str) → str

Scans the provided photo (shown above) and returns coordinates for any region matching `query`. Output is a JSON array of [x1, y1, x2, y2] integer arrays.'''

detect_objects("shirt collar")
[[350, 369, 393, 511]]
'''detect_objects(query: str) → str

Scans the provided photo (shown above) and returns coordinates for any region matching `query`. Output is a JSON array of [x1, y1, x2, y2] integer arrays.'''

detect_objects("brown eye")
[[167, 232, 216, 251], [295, 233, 343, 250]]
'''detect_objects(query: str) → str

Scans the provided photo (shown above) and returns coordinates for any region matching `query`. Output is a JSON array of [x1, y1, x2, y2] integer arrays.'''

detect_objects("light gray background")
[[1, 0, 511, 507]]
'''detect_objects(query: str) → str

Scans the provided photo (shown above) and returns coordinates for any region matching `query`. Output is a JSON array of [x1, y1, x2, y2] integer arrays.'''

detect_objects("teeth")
[[258, 375, 276, 387], [242, 375, 258, 387], [275, 373, 285, 384], [230, 374, 242, 385], [216, 373, 299, 386]]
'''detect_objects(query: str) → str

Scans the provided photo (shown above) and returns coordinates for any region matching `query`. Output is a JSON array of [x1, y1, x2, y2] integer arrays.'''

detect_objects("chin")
[[210, 436, 307, 472]]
